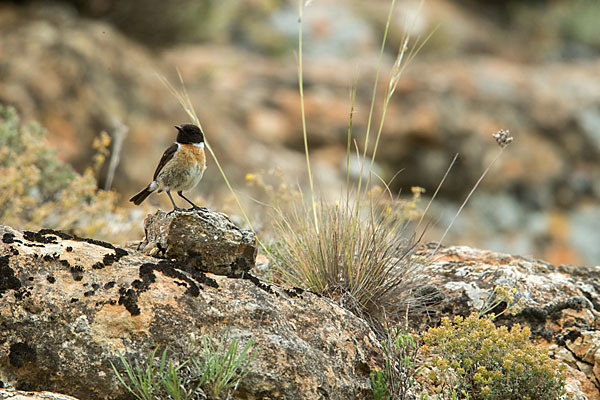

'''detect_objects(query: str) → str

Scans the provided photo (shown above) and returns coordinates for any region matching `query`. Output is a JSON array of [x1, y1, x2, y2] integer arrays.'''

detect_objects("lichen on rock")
[[137, 208, 257, 276]]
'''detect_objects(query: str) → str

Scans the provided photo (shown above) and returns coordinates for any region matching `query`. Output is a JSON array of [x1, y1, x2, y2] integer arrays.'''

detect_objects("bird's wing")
[[153, 142, 178, 180]]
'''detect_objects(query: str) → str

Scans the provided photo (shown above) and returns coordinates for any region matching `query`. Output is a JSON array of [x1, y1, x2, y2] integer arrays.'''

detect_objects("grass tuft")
[[268, 187, 424, 321], [111, 335, 255, 400], [264, 0, 435, 326]]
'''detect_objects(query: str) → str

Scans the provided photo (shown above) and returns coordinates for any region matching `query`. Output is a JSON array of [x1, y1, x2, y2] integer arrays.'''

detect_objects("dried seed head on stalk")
[[493, 129, 514, 148], [434, 128, 514, 254]]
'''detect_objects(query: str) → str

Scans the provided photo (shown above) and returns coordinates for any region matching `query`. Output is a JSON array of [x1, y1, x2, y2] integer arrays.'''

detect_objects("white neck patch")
[[193, 142, 205, 149]]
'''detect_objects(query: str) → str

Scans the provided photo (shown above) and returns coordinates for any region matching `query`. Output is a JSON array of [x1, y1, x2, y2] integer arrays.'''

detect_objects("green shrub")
[[422, 314, 567, 400]]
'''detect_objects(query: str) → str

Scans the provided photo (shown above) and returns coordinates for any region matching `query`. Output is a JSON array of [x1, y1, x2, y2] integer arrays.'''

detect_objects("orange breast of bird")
[[178, 143, 206, 172]]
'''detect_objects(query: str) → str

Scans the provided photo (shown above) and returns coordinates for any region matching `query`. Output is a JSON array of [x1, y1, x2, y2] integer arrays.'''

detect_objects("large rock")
[[137, 209, 257, 276], [0, 223, 379, 399], [417, 245, 600, 340], [4, 216, 600, 399]]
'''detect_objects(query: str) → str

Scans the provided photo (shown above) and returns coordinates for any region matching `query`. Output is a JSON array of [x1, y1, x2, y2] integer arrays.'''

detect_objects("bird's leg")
[[178, 191, 204, 211], [166, 191, 184, 213]]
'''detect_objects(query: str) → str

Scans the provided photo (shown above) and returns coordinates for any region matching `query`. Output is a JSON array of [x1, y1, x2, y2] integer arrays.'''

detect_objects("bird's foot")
[[167, 207, 185, 215]]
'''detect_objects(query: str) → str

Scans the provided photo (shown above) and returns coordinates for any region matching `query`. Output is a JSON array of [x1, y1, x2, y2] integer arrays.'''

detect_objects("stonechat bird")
[[130, 124, 206, 211]]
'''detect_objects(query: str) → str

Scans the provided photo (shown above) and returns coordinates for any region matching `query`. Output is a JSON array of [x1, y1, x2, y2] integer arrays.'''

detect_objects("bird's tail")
[[130, 186, 154, 205]]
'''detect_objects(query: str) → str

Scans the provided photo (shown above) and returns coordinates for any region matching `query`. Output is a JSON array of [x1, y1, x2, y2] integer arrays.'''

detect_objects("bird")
[[130, 124, 206, 211]]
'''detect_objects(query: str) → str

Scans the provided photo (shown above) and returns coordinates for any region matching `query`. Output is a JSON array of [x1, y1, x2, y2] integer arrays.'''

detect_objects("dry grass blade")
[[346, 81, 358, 203], [368, 7, 438, 180], [415, 153, 458, 232], [297, 0, 319, 233], [356, 0, 397, 200]]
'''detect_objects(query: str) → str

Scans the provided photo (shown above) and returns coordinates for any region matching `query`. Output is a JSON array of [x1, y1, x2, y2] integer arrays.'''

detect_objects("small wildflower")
[[493, 129, 514, 148], [93, 130, 111, 149], [411, 186, 425, 194]]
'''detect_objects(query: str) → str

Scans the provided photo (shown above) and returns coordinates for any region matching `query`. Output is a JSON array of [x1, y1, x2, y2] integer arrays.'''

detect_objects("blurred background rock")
[[0, 0, 599, 265]]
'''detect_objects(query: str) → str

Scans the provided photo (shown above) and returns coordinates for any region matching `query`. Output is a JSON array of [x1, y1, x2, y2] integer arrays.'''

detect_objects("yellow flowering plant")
[[422, 314, 568, 400]]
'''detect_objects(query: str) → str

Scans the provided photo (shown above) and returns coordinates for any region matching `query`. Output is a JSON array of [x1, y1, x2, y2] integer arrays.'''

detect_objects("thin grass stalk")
[[104, 118, 128, 190], [435, 147, 507, 253], [353, 206, 367, 293], [369, 4, 436, 178], [415, 153, 458, 232], [345, 142, 364, 288], [296, 0, 319, 234], [362, 2, 435, 243], [157, 73, 252, 230], [355, 0, 397, 210], [346, 205, 360, 290], [346, 83, 358, 207]]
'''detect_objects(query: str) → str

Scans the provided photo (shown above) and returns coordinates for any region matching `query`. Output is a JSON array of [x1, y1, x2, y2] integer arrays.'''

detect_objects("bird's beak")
[[174, 125, 183, 131]]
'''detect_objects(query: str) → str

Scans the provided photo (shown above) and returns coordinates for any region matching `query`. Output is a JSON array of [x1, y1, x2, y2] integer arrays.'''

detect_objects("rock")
[[417, 244, 600, 399], [564, 371, 595, 400], [417, 245, 600, 339], [137, 208, 257, 276], [564, 331, 600, 392], [0, 389, 79, 400], [0, 224, 379, 399], [567, 331, 600, 365]]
